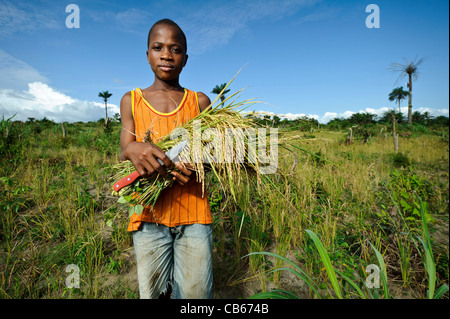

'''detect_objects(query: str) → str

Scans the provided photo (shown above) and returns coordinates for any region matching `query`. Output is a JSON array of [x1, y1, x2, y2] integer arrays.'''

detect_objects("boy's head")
[[146, 19, 188, 83], [147, 19, 187, 53]]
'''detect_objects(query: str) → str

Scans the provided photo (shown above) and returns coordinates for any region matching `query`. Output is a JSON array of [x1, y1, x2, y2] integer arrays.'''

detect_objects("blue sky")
[[0, 0, 448, 123]]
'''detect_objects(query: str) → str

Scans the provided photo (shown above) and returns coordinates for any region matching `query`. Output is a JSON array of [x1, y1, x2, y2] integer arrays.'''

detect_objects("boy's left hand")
[[170, 162, 194, 186]]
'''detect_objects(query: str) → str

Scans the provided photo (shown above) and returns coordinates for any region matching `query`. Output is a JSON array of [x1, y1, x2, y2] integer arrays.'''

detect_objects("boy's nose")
[[160, 49, 173, 60]]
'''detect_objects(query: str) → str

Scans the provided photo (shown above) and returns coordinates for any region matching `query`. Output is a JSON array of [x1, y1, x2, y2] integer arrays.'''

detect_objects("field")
[[0, 116, 448, 299]]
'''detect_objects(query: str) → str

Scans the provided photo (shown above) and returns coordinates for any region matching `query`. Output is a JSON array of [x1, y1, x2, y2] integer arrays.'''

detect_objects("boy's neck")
[[150, 77, 183, 91]]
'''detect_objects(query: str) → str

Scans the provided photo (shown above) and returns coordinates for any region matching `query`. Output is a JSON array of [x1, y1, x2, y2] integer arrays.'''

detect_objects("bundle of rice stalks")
[[110, 71, 283, 217]]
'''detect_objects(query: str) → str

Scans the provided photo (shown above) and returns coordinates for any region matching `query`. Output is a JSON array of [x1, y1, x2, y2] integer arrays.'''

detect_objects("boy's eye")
[[171, 47, 181, 53], [153, 46, 161, 51]]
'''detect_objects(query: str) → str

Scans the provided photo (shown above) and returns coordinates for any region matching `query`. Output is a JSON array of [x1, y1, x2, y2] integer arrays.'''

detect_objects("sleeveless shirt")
[[127, 87, 212, 232]]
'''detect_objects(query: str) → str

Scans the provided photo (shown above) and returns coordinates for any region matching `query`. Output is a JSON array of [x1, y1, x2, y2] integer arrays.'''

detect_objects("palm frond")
[[388, 56, 426, 84]]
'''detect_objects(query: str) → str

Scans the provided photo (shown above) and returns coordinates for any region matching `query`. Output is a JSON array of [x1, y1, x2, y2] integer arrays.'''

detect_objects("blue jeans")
[[132, 222, 213, 299]]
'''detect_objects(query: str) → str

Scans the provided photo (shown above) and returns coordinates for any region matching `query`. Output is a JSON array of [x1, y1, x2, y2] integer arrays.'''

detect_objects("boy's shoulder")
[[121, 90, 132, 100], [120, 91, 132, 110], [196, 91, 211, 112]]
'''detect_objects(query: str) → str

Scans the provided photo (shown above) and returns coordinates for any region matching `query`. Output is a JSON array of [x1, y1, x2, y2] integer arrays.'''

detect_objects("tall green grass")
[[0, 115, 448, 299], [233, 127, 448, 299]]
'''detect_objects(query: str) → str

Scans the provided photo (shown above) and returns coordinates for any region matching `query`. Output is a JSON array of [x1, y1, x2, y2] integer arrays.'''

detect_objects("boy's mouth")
[[158, 64, 174, 72]]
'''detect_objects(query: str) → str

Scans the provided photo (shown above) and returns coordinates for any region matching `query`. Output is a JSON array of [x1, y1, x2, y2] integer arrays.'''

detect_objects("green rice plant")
[[245, 250, 322, 299], [396, 232, 413, 287], [247, 228, 417, 300], [305, 229, 343, 298], [281, 143, 339, 168], [247, 230, 373, 299], [369, 241, 390, 299], [413, 196, 449, 299], [74, 232, 104, 298], [376, 164, 448, 297]]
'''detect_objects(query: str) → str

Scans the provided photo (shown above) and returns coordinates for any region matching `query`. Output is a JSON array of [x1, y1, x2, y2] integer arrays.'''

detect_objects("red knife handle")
[[113, 171, 141, 192]]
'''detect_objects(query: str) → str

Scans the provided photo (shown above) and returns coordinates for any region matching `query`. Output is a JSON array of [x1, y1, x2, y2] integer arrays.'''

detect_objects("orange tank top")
[[127, 87, 212, 231]]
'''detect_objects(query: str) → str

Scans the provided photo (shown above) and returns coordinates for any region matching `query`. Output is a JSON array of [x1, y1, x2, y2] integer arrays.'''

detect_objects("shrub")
[[389, 152, 411, 168]]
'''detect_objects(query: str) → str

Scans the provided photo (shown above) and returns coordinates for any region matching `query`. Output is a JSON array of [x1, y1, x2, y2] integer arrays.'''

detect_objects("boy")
[[119, 19, 213, 299]]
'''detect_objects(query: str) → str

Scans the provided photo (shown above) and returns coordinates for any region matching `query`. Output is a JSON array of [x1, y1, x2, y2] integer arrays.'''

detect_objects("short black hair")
[[147, 19, 187, 53]]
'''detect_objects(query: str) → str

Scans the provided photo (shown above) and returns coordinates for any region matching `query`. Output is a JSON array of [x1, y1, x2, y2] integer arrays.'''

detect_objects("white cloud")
[[415, 107, 449, 117], [0, 50, 119, 123], [27, 82, 76, 112], [0, 82, 119, 122], [321, 112, 338, 124], [252, 106, 448, 124]]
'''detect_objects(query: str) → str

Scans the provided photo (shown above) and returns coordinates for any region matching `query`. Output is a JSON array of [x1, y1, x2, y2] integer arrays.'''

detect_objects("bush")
[[0, 115, 27, 161], [389, 152, 411, 168], [411, 123, 428, 133]]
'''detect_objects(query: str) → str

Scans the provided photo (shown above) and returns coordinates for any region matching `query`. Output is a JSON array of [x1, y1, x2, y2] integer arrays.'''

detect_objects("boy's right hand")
[[123, 141, 173, 178]]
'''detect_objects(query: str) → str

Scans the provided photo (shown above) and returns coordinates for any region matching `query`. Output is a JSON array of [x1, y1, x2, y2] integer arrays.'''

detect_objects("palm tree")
[[98, 90, 113, 125], [211, 83, 230, 105], [389, 57, 425, 125], [423, 111, 433, 124], [348, 112, 376, 126], [388, 87, 410, 113]]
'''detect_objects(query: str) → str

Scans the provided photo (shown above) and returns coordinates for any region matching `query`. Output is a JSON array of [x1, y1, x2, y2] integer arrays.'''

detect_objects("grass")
[[0, 109, 448, 299], [245, 194, 448, 299]]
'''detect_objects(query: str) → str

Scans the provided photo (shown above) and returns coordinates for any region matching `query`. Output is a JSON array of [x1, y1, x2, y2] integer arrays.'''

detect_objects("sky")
[[0, 0, 448, 123]]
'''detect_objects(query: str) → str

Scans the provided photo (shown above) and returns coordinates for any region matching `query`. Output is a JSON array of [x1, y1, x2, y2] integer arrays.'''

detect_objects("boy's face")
[[147, 24, 188, 83]]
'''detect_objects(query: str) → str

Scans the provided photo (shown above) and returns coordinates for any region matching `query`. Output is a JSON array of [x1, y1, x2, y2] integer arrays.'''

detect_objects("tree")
[[389, 57, 425, 125], [412, 111, 425, 124], [113, 112, 121, 123], [379, 110, 404, 124], [272, 115, 281, 126], [348, 112, 376, 126], [211, 83, 230, 105], [388, 86, 410, 113], [326, 117, 349, 130], [432, 116, 449, 126], [423, 111, 433, 125], [98, 90, 113, 125]]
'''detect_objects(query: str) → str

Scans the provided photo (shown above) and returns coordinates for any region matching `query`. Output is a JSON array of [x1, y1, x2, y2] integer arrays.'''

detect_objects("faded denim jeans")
[[132, 222, 213, 299]]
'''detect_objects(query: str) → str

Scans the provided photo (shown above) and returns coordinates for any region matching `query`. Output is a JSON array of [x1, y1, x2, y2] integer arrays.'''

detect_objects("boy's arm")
[[119, 91, 193, 186], [119, 91, 171, 178], [118, 92, 134, 162]]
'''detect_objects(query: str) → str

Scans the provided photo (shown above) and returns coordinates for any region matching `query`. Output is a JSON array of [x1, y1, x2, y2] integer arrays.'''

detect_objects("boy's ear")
[[183, 54, 188, 67], [146, 50, 150, 64]]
